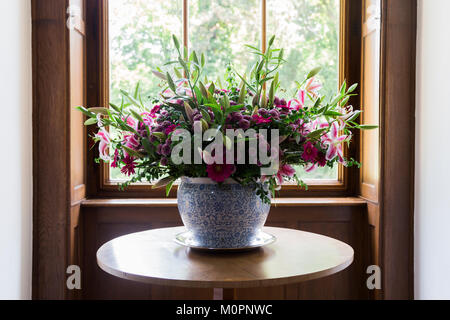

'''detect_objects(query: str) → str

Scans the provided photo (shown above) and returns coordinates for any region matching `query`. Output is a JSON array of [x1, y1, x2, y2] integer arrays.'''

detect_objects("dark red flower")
[[121, 156, 136, 176]]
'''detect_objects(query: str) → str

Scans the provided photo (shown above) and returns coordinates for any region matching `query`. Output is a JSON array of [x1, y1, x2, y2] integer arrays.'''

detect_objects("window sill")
[[81, 197, 367, 208]]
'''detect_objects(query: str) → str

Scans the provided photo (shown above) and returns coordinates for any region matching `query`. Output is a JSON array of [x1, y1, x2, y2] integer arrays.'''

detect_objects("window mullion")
[[183, 0, 189, 56], [261, 0, 267, 53]]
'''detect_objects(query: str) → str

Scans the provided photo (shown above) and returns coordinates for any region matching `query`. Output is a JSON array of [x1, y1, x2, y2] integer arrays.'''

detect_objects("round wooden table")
[[97, 227, 354, 300]]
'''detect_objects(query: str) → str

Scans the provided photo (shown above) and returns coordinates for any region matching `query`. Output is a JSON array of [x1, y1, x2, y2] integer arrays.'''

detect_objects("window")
[[105, 0, 344, 188]]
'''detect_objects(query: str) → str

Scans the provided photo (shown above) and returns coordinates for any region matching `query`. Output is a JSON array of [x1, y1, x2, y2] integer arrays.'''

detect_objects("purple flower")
[[302, 141, 319, 162], [269, 109, 280, 120], [238, 119, 251, 130], [232, 112, 243, 122], [161, 143, 171, 156], [120, 156, 136, 176], [160, 157, 169, 166], [258, 108, 269, 117], [207, 109, 215, 121]]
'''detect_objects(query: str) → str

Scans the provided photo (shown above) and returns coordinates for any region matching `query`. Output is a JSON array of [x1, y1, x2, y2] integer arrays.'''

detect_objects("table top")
[[96, 227, 354, 289]]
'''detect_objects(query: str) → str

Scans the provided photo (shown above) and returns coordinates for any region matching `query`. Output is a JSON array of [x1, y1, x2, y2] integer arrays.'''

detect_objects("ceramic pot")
[[177, 177, 271, 248]]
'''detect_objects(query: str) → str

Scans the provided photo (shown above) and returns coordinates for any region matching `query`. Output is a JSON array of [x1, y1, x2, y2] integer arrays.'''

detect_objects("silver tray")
[[174, 231, 276, 252]]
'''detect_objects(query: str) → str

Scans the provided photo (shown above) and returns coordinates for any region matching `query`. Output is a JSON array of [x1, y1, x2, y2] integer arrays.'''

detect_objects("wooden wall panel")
[[32, 0, 71, 300], [358, 0, 416, 300], [80, 204, 369, 300], [32, 0, 87, 299]]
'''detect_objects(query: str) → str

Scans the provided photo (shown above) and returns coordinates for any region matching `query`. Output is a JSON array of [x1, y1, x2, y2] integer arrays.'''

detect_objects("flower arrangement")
[[78, 35, 375, 203]]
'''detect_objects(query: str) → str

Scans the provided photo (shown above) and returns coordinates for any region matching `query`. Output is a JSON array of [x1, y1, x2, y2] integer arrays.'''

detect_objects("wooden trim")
[[81, 197, 368, 208], [87, 0, 361, 198], [182, 0, 188, 51], [378, 0, 416, 299], [32, 0, 71, 299], [261, 0, 267, 54]]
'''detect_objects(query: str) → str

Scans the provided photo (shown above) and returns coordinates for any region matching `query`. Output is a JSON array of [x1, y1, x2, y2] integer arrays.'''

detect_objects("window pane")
[[267, 0, 340, 180], [109, 0, 182, 181], [189, 0, 261, 81]]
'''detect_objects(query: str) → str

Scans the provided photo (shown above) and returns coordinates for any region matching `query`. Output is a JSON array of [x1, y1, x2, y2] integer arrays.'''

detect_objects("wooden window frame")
[[85, 0, 362, 198], [32, 0, 416, 300]]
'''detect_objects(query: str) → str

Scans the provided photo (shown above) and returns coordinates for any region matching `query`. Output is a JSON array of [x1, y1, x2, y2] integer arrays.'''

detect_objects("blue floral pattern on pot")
[[177, 177, 271, 248]]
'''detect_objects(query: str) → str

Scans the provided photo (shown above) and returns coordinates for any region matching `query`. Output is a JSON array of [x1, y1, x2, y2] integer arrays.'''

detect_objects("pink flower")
[[276, 164, 296, 185], [252, 114, 272, 124], [287, 89, 306, 111], [322, 122, 349, 163], [123, 134, 140, 157], [120, 156, 136, 176], [302, 141, 319, 162], [337, 105, 359, 127], [121, 116, 136, 128], [317, 152, 327, 167], [305, 77, 322, 96], [206, 163, 236, 183], [164, 124, 178, 135], [111, 149, 120, 168], [149, 105, 161, 118], [95, 128, 111, 161], [305, 163, 318, 173], [141, 112, 154, 126]]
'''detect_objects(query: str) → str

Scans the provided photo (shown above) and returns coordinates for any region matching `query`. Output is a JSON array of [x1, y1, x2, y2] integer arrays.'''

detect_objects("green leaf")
[[166, 72, 176, 93], [256, 59, 265, 75], [306, 67, 322, 80], [120, 90, 142, 108], [166, 179, 175, 197], [141, 138, 154, 156], [347, 110, 362, 122], [88, 107, 109, 115], [347, 83, 358, 93], [152, 70, 167, 81], [152, 132, 167, 141], [358, 125, 379, 130], [200, 109, 211, 122], [192, 51, 199, 65], [76, 106, 96, 118], [130, 109, 144, 124], [324, 111, 344, 117], [238, 82, 246, 104], [208, 82, 215, 94], [340, 80, 347, 95], [178, 57, 189, 74], [109, 103, 121, 113], [172, 35, 180, 50], [224, 104, 245, 115], [133, 81, 140, 99], [201, 53, 206, 67], [84, 118, 97, 126], [307, 128, 328, 139], [268, 80, 275, 106], [173, 67, 183, 79], [222, 94, 230, 110], [268, 35, 276, 47], [123, 146, 144, 159], [199, 81, 209, 98], [153, 176, 175, 189], [184, 101, 194, 123]]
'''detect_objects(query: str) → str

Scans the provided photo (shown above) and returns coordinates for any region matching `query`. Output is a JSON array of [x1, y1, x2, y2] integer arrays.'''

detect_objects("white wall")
[[415, 0, 450, 300], [0, 0, 33, 299]]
